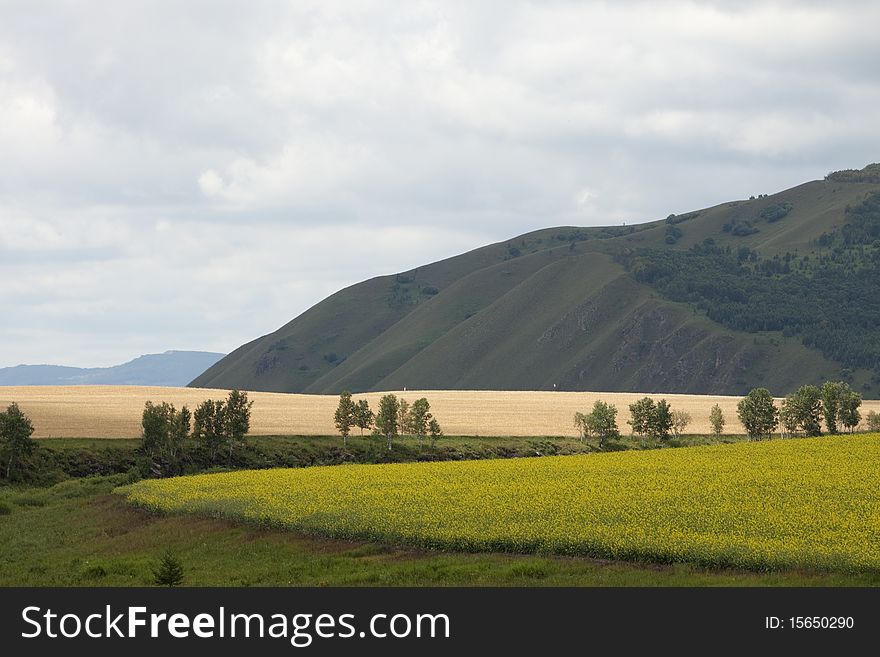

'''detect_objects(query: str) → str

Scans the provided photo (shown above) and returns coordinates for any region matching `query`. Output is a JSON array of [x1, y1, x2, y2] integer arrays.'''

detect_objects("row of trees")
[[141, 390, 253, 473], [575, 380, 871, 446], [738, 381, 863, 440], [573, 398, 707, 447], [334, 392, 442, 449]]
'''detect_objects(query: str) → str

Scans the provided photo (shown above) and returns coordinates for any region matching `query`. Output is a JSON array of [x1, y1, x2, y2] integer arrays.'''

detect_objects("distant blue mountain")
[[0, 351, 226, 387]]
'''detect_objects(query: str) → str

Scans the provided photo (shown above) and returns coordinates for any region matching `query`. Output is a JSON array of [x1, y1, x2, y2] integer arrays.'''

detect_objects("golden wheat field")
[[3, 385, 879, 439], [120, 434, 880, 572]]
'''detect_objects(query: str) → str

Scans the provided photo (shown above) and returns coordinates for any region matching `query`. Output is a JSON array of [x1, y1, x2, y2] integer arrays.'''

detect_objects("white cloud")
[[1, 0, 879, 366], [198, 169, 225, 198]]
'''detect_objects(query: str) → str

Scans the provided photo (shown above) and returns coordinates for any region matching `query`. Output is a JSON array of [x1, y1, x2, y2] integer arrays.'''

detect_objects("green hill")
[[191, 165, 880, 396]]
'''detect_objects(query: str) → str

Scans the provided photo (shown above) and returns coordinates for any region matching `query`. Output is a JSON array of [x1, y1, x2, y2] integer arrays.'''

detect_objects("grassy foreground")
[[120, 434, 880, 574], [1, 476, 877, 586]]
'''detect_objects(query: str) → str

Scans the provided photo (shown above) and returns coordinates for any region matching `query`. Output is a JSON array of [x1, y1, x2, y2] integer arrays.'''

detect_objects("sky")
[[2, 0, 879, 367]]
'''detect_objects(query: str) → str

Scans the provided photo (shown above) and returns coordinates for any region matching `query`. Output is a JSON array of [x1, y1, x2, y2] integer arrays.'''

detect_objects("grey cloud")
[[1, 0, 879, 366]]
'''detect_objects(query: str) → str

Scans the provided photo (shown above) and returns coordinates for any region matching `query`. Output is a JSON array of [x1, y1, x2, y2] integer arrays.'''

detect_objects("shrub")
[[760, 202, 793, 222], [723, 219, 760, 236], [153, 550, 185, 587], [665, 225, 682, 244]]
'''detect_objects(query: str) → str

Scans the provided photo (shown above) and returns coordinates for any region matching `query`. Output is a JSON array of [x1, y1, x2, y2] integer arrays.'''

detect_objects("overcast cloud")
[[2, 0, 879, 367]]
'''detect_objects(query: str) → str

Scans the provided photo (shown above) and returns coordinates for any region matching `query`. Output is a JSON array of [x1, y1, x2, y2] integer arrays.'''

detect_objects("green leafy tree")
[[409, 398, 432, 444], [650, 399, 674, 441], [580, 400, 620, 447], [573, 412, 592, 441], [628, 397, 656, 438], [222, 389, 253, 464], [821, 381, 841, 434], [670, 410, 692, 438], [375, 394, 400, 450], [140, 401, 190, 474], [353, 399, 374, 435], [192, 390, 252, 463], [153, 550, 185, 587], [782, 385, 823, 437], [867, 410, 880, 432], [193, 398, 225, 460], [428, 417, 443, 447], [334, 391, 356, 444], [172, 405, 192, 454], [397, 398, 412, 435], [626, 397, 673, 441], [141, 401, 169, 458], [818, 381, 861, 435], [709, 404, 725, 437], [737, 388, 778, 440], [779, 399, 799, 437], [0, 403, 36, 479], [839, 389, 862, 433], [167, 404, 190, 461]]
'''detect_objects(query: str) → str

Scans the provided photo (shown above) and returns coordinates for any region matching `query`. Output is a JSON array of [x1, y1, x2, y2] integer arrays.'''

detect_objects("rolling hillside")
[[1, 351, 225, 387], [192, 165, 880, 396]]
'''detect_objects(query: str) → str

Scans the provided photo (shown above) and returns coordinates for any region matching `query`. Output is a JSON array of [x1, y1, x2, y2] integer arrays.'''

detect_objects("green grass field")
[[4, 432, 878, 586], [119, 434, 880, 574], [2, 475, 877, 587]]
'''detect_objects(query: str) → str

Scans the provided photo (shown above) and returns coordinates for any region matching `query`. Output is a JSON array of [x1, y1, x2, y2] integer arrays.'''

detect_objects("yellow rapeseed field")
[[120, 434, 880, 572], [5, 385, 880, 439]]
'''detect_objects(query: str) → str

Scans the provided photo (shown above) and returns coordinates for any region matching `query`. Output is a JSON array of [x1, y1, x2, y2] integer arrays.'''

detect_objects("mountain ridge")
[[1, 350, 225, 387], [191, 165, 880, 396]]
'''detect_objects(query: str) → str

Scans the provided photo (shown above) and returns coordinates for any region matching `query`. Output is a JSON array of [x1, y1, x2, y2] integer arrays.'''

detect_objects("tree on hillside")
[[709, 404, 725, 437], [0, 402, 36, 479], [334, 391, 356, 445], [375, 394, 400, 450], [353, 399, 374, 436], [670, 410, 692, 439], [737, 388, 778, 440], [628, 397, 656, 438]]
